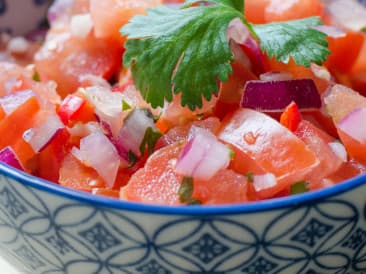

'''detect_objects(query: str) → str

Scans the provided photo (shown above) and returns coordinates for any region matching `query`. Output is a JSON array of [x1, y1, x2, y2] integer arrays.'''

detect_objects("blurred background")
[[0, 0, 52, 35]]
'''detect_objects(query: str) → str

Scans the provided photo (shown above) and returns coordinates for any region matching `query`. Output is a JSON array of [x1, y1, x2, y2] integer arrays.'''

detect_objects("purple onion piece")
[[0, 147, 24, 171], [241, 79, 321, 112]]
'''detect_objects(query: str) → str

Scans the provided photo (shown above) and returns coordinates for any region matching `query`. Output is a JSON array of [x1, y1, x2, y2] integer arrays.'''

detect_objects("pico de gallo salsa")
[[0, 0, 366, 205]]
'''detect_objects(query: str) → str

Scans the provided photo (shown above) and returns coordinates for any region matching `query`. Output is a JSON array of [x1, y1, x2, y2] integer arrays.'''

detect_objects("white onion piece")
[[0, 90, 38, 115], [253, 173, 277, 192], [67, 121, 102, 138], [79, 74, 111, 89], [324, 0, 366, 31], [23, 114, 64, 152], [70, 14, 93, 38], [0, 146, 24, 171], [71, 130, 121, 188], [176, 127, 231, 180], [310, 63, 332, 81], [259, 71, 293, 81], [115, 108, 156, 158], [226, 18, 250, 45], [82, 86, 126, 137], [328, 141, 347, 162], [338, 107, 366, 144], [311, 25, 346, 38], [47, 0, 74, 26], [7, 37, 30, 54]]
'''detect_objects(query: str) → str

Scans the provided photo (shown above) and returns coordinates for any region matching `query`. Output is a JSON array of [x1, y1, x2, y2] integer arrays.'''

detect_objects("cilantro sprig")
[[121, 0, 330, 110]]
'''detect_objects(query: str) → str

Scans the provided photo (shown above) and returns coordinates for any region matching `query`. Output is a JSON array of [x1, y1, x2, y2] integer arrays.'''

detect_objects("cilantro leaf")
[[122, 4, 243, 110], [178, 177, 201, 205], [252, 17, 330, 67], [290, 181, 309, 195]]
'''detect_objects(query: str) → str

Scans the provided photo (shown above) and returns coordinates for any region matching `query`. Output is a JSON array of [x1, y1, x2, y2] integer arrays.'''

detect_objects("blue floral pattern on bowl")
[[0, 165, 366, 274]]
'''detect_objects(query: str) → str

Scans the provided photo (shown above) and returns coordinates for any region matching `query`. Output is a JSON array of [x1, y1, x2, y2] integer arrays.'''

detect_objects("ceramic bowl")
[[0, 0, 52, 35], [0, 163, 365, 274]]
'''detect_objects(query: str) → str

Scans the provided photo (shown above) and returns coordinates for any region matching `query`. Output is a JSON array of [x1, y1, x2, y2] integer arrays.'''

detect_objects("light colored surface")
[[0, 256, 19, 274]]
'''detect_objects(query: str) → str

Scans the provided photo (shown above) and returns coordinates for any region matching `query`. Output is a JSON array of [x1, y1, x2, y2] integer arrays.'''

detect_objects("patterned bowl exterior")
[[0, 164, 366, 274], [0, 0, 51, 35]]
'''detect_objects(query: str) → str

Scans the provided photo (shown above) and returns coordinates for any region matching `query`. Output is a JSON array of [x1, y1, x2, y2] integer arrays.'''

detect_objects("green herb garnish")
[[139, 127, 163, 156], [121, 0, 330, 110], [290, 181, 310, 195], [32, 70, 41, 82], [127, 150, 138, 167], [245, 172, 254, 182], [178, 176, 201, 205], [122, 99, 132, 111]]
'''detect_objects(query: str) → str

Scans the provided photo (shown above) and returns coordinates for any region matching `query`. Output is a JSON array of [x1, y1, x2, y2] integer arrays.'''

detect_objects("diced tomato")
[[90, 0, 162, 45], [156, 117, 221, 148], [294, 120, 342, 189], [326, 160, 366, 185], [325, 31, 364, 74], [192, 169, 250, 205], [92, 188, 120, 198], [265, 0, 324, 22], [57, 94, 96, 126], [214, 61, 257, 119], [280, 101, 301, 132], [34, 32, 123, 98], [0, 91, 40, 166], [244, 0, 270, 24], [0, 106, 5, 121], [324, 84, 366, 164], [36, 128, 71, 183], [219, 108, 319, 198], [121, 142, 185, 205], [122, 141, 250, 205], [59, 153, 106, 192]]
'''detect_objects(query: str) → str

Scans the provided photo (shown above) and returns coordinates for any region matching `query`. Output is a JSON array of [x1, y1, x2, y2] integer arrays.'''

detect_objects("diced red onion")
[[70, 13, 93, 39], [328, 141, 347, 162], [0, 146, 24, 171], [253, 173, 277, 192], [175, 127, 231, 180], [311, 25, 346, 38], [240, 35, 267, 75], [259, 71, 293, 82], [338, 107, 366, 144], [115, 108, 156, 158], [23, 114, 64, 152], [71, 130, 122, 188], [0, 90, 38, 115], [241, 79, 321, 111]]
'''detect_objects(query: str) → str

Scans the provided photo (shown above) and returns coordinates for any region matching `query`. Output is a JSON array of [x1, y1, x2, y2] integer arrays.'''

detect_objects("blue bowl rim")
[[0, 163, 365, 216]]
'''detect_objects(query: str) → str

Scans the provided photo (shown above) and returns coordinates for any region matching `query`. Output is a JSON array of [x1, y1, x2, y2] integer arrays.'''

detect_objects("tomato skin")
[[280, 101, 301, 132], [325, 32, 364, 74], [0, 91, 40, 167], [57, 94, 96, 126], [36, 128, 71, 183], [57, 94, 85, 125]]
